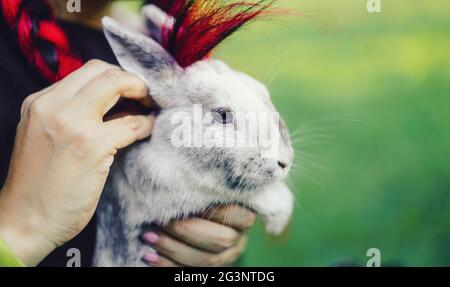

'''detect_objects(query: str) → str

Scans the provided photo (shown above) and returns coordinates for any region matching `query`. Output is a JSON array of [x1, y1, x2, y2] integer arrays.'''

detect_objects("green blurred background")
[[129, 0, 450, 266]]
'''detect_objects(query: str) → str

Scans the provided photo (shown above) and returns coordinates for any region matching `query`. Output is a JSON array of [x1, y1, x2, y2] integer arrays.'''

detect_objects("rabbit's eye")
[[212, 108, 233, 124]]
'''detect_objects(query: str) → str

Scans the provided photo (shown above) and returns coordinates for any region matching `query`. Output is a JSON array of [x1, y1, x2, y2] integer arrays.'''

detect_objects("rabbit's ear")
[[102, 16, 180, 108], [141, 4, 174, 43]]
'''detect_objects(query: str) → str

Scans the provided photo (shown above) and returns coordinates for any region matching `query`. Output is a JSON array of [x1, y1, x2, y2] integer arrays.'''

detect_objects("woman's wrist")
[[0, 186, 56, 266]]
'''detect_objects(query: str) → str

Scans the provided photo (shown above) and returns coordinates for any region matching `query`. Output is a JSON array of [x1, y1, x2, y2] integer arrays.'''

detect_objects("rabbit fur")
[[93, 5, 294, 267]]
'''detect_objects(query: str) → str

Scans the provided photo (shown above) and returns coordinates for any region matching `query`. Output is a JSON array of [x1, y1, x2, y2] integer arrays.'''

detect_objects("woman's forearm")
[[0, 187, 56, 266]]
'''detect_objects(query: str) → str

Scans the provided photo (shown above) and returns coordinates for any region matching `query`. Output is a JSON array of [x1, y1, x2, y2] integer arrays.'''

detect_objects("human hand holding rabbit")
[[0, 60, 254, 266]]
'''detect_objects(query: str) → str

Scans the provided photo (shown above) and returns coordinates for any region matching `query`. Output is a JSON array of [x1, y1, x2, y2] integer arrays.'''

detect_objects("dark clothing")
[[0, 17, 118, 266]]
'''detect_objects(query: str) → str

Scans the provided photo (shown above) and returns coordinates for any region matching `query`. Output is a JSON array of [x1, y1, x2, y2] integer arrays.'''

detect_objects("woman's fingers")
[[215, 235, 247, 266], [27, 60, 153, 124], [148, 233, 209, 266], [143, 253, 180, 267], [144, 231, 247, 267], [100, 115, 155, 150], [20, 81, 62, 117], [203, 205, 256, 231], [163, 218, 240, 253], [35, 60, 119, 109], [75, 69, 148, 117], [142, 206, 255, 267], [54, 60, 119, 100]]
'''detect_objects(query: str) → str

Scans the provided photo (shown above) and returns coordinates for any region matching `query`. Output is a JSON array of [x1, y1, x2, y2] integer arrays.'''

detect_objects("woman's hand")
[[0, 60, 154, 266], [142, 205, 256, 266]]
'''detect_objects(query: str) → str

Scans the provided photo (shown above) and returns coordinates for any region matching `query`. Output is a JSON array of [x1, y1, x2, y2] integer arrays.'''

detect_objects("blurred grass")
[[215, 0, 450, 266]]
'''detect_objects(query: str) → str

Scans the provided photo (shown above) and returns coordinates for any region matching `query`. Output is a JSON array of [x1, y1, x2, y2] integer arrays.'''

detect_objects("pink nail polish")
[[143, 252, 159, 263], [142, 232, 159, 244]]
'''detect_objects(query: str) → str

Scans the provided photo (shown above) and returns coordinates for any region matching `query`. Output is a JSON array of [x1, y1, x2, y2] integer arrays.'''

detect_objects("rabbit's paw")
[[263, 205, 292, 235], [252, 181, 294, 235]]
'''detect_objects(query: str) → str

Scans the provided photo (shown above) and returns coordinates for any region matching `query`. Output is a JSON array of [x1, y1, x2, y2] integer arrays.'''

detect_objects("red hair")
[[0, 0, 82, 82], [152, 0, 273, 67]]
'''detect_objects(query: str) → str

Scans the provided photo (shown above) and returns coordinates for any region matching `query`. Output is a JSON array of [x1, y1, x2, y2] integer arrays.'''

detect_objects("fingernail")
[[142, 232, 159, 244], [143, 252, 159, 263]]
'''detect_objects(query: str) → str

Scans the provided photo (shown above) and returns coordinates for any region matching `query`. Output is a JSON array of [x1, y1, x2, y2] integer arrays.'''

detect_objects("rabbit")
[[93, 5, 295, 267]]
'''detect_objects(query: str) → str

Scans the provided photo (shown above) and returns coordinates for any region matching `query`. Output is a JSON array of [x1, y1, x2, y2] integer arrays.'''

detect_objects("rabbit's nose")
[[278, 161, 287, 169]]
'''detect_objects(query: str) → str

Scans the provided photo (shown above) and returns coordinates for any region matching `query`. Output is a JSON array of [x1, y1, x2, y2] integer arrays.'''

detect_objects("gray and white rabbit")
[[93, 5, 295, 267]]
